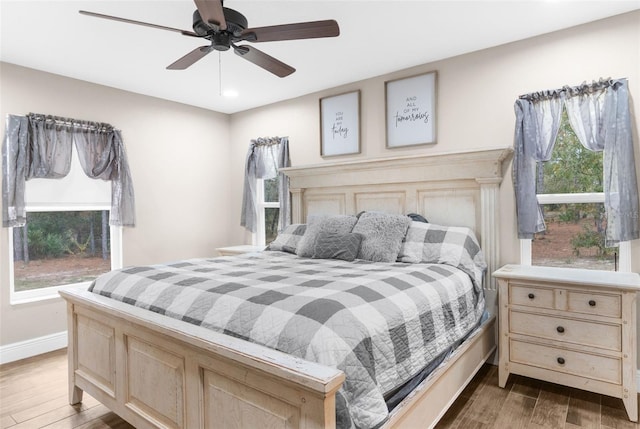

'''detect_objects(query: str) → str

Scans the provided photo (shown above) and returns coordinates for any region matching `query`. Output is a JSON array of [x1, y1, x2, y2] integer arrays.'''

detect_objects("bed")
[[60, 147, 513, 429]]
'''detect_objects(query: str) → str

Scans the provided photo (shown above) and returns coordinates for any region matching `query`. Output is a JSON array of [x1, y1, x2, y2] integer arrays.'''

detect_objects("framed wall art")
[[320, 90, 360, 157], [385, 71, 437, 148]]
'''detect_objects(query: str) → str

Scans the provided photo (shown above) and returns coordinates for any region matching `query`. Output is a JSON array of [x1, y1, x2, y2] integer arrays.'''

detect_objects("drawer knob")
[[589, 300, 596, 307], [557, 357, 566, 365], [556, 326, 565, 333], [528, 293, 535, 299]]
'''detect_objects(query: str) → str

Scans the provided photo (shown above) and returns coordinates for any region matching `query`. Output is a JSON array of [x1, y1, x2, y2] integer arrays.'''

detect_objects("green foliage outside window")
[[263, 177, 279, 244], [540, 110, 603, 195], [13, 210, 112, 291], [534, 109, 612, 265]]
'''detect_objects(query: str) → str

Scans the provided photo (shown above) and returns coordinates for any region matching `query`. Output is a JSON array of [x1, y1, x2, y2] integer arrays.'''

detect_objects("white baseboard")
[[0, 331, 67, 365]]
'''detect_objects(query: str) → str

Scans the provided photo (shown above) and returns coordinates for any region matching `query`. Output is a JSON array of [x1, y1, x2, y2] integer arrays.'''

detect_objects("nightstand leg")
[[623, 393, 638, 422], [498, 366, 509, 388]]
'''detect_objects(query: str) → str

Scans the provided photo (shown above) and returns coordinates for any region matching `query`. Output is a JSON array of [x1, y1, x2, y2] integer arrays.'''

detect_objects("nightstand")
[[216, 245, 264, 256], [494, 264, 640, 422]]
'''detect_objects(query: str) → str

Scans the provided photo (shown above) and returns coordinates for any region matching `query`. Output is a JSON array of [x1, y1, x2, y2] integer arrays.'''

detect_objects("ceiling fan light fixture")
[[212, 32, 231, 50], [222, 89, 239, 98]]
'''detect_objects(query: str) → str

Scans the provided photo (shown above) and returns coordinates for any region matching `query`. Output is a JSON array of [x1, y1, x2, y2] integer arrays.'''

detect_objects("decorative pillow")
[[397, 221, 487, 289], [351, 212, 411, 262], [296, 214, 358, 257], [266, 224, 307, 254], [311, 232, 364, 262]]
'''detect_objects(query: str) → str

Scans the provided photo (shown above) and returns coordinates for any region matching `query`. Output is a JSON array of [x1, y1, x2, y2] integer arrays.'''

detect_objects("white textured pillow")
[[352, 212, 411, 262], [296, 214, 358, 258]]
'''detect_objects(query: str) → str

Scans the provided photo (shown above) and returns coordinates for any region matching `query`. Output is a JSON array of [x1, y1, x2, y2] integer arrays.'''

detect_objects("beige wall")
[[1, 11, 639, 352], [229, 11, 640, 271], [0, 63, 231, 346]]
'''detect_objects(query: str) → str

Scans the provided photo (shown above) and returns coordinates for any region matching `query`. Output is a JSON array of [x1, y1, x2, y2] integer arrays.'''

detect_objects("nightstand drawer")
[[567, 291, 621, 318], [510, 339, 621, 384], [510, 310, 621, 351], [510, 284, 555, 309]]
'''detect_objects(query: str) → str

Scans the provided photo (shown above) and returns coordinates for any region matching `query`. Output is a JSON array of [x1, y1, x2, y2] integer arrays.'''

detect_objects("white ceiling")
[[1, 1, 639, 114]]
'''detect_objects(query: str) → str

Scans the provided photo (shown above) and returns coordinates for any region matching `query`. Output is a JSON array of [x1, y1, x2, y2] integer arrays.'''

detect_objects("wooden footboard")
[[61, 288, 495, 429], [62, 288, 345, 429]]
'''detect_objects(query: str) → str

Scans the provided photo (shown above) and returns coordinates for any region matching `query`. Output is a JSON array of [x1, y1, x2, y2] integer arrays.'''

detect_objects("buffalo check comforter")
[[89, 251, 485, 429]]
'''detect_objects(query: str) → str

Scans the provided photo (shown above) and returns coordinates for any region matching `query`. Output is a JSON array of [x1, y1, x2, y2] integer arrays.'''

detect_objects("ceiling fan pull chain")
[[218, 51, 222, 96]]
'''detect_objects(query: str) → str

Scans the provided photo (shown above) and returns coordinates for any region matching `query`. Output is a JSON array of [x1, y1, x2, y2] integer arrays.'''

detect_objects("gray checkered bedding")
[[89, 252, 485, 429]]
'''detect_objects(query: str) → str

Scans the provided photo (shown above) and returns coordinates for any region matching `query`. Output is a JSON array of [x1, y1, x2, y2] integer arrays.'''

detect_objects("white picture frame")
[[320, 91, 360, 157], [385, 71, 437, 148]]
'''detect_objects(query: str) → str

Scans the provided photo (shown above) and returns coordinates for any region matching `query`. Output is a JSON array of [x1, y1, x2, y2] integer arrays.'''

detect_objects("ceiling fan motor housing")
[[192, 8, 248, 37]]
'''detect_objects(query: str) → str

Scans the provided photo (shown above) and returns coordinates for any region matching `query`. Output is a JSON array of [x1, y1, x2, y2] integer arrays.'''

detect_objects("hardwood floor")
[[435, 364, 639, 429], [0, 349, 132, 429], [1, 349, 638, 428]]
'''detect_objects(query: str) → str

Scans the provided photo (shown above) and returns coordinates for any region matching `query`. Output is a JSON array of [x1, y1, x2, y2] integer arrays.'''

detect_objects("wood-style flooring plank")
[[566, 388, 601, 429], [452, 365, 514, 428], [492, 392, 537, 429], [72, 412, 134, 429], [39, 404, 127, 429], [529, 382, 571, 428], [510, 374, 543, 400], [0, 415, 16, 429]]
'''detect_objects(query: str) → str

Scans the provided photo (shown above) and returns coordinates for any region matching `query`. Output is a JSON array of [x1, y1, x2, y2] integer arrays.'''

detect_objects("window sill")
[[10, 281, 91, 306]]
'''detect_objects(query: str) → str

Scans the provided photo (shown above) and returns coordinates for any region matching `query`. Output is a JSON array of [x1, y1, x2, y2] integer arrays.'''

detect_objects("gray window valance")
[[513, 78, 639, 246], [2, 113, 135, 227]]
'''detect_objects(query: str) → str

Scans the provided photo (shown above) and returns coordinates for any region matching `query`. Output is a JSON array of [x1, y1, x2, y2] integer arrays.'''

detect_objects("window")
[[521, 110, 631, 271], [255, 177, 279, 246], [9, 152, 122, 303]]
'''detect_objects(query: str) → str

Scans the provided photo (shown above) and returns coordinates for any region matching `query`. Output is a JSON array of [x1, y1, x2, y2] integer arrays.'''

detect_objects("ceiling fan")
[[79, 0, 340, 78]]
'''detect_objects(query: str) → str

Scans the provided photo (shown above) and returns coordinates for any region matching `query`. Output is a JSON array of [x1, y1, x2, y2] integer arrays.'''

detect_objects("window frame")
[[8, 204, 122, 304], [254, 178, 279, 247], [519, 192, 631, 272]]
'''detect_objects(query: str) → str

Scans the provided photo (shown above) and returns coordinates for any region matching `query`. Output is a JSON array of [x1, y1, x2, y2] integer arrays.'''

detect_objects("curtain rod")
[[251, 137, 286, 147], [518, 77, 624, 101], [28, 113, 117, 133]]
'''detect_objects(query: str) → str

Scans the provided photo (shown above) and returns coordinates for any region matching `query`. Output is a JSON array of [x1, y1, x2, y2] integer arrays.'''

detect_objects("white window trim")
[[520, 192, 631, 272], [9, 204, 122, 305], [254, 178, 279, 247]]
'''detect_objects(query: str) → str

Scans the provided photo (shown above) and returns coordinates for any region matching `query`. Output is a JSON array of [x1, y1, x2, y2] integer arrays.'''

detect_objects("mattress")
[[89, 251, 485, 429]]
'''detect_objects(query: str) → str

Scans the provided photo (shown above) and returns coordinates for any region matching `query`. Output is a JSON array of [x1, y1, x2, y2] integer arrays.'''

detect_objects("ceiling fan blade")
[[240, 20, 339, 43], [79, 10, 199, 37], [167, 46, 213, 70], [234, 46, 295, 78], [194, 0, 227, 31]]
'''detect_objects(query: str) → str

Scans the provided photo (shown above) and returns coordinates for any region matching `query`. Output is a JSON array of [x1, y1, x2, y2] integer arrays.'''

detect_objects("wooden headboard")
[[281, 148, 513, 297]]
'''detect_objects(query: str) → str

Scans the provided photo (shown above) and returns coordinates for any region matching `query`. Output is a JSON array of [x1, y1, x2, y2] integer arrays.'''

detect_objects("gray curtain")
[[513, 78, 639, 245], [240, 137, 290, 233], [513, 94, 564, 238], [2, 115, 29, 227], [2, 113, 135, 227]]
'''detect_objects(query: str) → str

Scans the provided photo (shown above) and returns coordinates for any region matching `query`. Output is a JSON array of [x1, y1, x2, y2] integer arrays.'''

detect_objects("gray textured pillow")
[[296, 214, 358, 258], [266, 224, 307, 254], [311, 232, 364, 261], [352, 212, 411, 262]]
